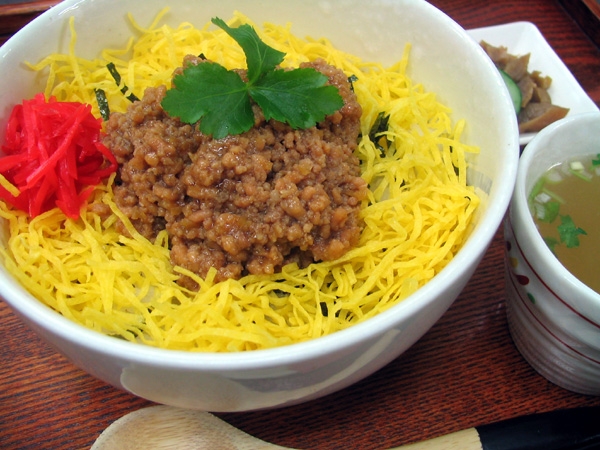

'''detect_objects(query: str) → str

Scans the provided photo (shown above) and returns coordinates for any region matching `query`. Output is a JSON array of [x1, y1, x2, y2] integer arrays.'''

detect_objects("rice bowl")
[[0, 0, 518, 411]]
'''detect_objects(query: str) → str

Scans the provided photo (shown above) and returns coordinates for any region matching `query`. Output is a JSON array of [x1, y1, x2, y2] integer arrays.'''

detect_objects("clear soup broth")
[[529, 153, 600, 294]]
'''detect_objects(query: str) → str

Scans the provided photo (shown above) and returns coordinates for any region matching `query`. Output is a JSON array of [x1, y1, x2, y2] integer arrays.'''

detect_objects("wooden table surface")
[[1, 1, 600, 449]]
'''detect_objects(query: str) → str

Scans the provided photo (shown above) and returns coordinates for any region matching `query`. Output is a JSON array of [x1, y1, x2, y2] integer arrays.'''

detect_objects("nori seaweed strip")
[[106, 62, 139, 102], [94, 88, 110, 121], [347, 74, 358, 92], [368, 111, 391, 157], [106, 63, 123, 90]]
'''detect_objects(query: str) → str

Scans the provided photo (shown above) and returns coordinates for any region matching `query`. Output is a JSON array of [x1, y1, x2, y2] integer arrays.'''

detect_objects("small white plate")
[[466, 22, 599, 146]]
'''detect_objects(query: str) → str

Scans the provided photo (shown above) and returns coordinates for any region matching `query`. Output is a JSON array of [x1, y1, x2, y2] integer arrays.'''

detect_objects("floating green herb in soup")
[[529, 153, 600, 294]]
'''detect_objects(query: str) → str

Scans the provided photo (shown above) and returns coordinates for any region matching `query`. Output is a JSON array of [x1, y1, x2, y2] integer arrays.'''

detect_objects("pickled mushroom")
[[518, 102, 570, 133], [480, 40, 569, 133]]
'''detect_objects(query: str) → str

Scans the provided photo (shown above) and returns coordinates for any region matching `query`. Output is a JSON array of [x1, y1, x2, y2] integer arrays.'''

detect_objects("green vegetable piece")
[[94, 88, 110, 121], [557, 214, 587, 248], [347, 74, 359, 91], [162, 62, 254, 138], [107, 62, 139, 102], [211, 18, 284, 83], [540, 200, 560, 223], [368, 111, 391, 156], [528, 176, 546, 205], [499, 69, 522, 114], [592, 153, 600, 166], [249, 68, 343, 129], [161, 17, 344, 139]]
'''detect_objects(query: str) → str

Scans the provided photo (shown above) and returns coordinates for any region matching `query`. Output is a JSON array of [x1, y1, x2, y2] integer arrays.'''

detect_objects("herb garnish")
[[161, 18, 344, 139], [537, 199, 560, 224], [537, 207, 587, 252], [557, 214, 587, 248], [530, 169, 589, 252]]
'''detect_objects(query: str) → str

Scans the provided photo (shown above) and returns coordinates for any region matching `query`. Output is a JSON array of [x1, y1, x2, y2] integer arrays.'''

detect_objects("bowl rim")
[[0, 0, 519, 370]]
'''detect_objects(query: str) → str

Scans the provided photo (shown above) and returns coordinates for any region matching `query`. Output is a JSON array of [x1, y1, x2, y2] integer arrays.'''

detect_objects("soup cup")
[[504, 111, 600, 395], [0, 0, 519, 411]]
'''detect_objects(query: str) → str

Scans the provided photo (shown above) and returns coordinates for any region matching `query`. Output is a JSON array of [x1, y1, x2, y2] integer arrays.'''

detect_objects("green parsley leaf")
[[161, 62, 254, 138], [161, 17, 344, 139], [211, 17, 284, 83], [249, 68, 343, 129], [557, 214, 587, 248], [592, 153, 600, 166]]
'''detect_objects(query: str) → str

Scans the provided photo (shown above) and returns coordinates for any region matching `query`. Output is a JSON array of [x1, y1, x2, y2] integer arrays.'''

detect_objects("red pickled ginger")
[[0, 93, 117, 219]]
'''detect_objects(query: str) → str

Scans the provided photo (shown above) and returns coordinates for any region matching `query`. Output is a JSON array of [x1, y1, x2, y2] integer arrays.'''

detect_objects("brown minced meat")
[[103, 57, 367, 288]]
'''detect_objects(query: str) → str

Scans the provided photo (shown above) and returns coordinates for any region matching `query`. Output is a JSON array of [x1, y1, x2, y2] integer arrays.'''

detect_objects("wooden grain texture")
[[559, 0, 600, 49], [1, 1, 600, 449], [0, 1, 61, 41]]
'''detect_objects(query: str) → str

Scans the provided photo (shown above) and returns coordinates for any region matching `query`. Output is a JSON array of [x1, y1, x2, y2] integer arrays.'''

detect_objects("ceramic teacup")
[[504, 112, 600, 395]]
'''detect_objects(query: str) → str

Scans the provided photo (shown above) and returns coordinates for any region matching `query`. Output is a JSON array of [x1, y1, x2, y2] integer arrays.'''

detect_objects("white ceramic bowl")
[[504, 112, 600, 395], [0, 0, 519, 411]]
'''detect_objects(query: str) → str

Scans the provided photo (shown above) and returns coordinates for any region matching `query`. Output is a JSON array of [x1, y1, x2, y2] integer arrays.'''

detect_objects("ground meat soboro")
[[104, 58, 367, 288]]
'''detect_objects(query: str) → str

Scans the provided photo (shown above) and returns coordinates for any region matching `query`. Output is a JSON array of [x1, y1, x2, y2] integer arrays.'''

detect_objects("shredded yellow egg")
[[0, 9, 480, 351]]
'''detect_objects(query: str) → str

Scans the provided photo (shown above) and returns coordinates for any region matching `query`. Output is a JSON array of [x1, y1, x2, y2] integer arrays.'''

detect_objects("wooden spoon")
[[91, 405, 600, 450]]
